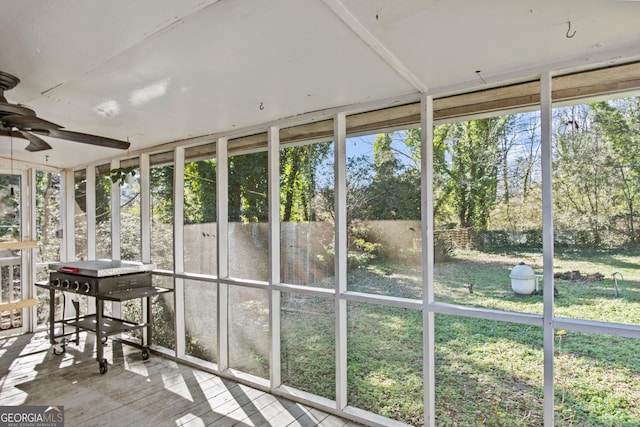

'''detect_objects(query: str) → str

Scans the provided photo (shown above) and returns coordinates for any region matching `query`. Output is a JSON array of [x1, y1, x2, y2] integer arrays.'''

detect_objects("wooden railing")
[[0, 256, 35, 330]]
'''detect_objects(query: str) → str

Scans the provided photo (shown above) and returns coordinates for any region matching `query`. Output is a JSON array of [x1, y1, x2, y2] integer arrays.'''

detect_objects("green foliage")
[[481, 229, 543, 249], [31, 96, 640, 426], [482, 230, 512, 247], [150, 165, 174, 225], [341, 132, 423, 223], [348, 221, 381, 268], [345, 153, 376, 221], [367, 133, 422, 220], [32, 96, 640, 425], [120, 292, 176, 350], [229, 152, 268, 222], [184, 160, 216, 224], [280, 142, 333, 222], [280, 295, 336, 399], [150, 165, 175, 269], [347, 304, 424, 426], [96, 165, 112, 227], [0, 175, 20, 242], [591, 99, 640, 244], [434, 236, 454, 262], [283, 249, 640, 425], [151, 294, 176, 350], [109, 166, 137, 186], [447, 118, 509, 229], [373, 132, 399, 177], [407, 117, 512, 230], [35, 171, 61, 262], [73, 170, 87, 217], [434, 317, 545, 427], [119, 168, 141, 261], [553, 105, 611, 247], [550, 101, 640, 247], [185, 335, 211, 360]]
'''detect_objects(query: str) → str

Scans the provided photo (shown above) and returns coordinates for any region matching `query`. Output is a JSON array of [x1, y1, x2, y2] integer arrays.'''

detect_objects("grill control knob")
[[72, 281, 80, 291], [82, 283, 91, 293], [63, 279, 70, 289], [53, 278, 61, 287]]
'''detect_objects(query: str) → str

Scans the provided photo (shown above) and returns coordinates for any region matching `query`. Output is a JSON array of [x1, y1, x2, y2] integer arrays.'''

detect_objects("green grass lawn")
[[282, 247, 640, 426]]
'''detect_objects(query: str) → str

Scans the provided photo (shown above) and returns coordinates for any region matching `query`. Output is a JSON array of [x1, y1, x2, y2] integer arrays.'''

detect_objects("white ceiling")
[[1, 0, 640, 169]]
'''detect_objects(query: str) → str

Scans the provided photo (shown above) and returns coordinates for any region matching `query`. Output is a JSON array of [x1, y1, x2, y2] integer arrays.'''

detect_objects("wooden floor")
[[0, 332, 362, 427]]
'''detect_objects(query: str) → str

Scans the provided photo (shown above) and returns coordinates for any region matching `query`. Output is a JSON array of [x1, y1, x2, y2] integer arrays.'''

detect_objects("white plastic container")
[[510, 262, 536, 296]]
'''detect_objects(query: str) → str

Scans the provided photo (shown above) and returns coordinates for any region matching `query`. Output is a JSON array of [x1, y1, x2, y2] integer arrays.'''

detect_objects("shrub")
[[434, 237, 454, 262], [348, 221, 382, 268]]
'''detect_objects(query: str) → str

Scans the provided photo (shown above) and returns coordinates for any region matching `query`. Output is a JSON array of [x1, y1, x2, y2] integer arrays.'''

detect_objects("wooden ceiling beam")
[[215, 62, 640, 153]]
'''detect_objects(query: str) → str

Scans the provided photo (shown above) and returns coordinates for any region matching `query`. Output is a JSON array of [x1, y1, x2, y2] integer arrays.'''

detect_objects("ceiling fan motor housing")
[[0, 70, 20, 102]]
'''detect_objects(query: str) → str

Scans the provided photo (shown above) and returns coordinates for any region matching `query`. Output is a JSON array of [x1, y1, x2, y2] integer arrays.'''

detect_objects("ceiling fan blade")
[[20, 131, 52, 152], [2, 114, 62, 130], [35, 129, 130, 150], [0, 102, 36, 117]]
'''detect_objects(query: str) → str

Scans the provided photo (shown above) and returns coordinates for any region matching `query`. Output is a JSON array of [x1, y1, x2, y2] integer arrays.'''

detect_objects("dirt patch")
[[553, 270, 604, 281]]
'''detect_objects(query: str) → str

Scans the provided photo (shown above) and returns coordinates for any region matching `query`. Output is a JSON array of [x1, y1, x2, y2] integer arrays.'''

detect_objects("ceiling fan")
[[0, 70, 130, 152]]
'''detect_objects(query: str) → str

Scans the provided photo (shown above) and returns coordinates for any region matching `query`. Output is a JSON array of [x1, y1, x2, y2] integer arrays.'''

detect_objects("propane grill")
[[48, 260, 155, 297], [37, 260, 172, 374]]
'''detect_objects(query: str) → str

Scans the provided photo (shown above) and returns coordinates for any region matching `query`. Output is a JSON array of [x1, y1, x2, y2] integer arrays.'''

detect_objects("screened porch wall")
[[59, 69, 640, 427]]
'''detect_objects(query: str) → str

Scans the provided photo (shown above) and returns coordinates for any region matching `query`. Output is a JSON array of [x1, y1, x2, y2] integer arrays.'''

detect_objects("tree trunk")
[[282, 149, 301, 222]]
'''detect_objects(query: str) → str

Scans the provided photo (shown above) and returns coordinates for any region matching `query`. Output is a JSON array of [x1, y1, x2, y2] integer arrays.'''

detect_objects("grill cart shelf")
[[37, 260, 172, 374]]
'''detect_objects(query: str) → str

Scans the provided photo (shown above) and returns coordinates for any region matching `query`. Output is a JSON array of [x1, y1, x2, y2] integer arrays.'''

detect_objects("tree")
[[119, 169, 141, 261], [184, 160, 216, 224], [591, 98, 640, 243], [368, 132, 420, 220], [553, 105, 609, 245], [151, 165, 175, 269], [345, 154, 376, 221], [434, 117, 511, 229], [95, 165, 113, 259], [150, 165, 174, 224], [229, 151, 268, 222], [404, 127, 456, 226], [489, 112, 544, 234], [35, 171, 61, 262], [280, 142, 332, 222]]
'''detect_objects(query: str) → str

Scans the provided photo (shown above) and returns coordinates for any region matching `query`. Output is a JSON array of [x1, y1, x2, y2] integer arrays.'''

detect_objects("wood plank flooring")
[[0, 332, 362, 427]]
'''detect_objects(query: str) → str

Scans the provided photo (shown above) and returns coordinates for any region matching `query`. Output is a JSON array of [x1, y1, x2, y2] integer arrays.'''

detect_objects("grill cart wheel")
[[99, 359, 108, 374], [142, 348, 149, 360], [52, 343, 65, 355]]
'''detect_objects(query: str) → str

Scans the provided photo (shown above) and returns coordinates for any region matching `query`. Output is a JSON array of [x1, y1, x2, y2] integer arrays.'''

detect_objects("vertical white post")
[[26, 169, 35, 260], [86, 166, 96, 260], [26, 169, 36, 332], [541, 72, 555, 426], [85, 166, 97, 315], [140, 153, 151, 264], [140, 154, 151, 346], [61, 169, 78, 319], [62, 170, 75, 262], [334, 113, 348, 409], [174, 147, 186, 357], [268, 126, 281, 387], [110, 159, 121, 261], [174, 148, 185, 275], [421, 94, 436, 427], [110, 160, 121, 318], [217, 137, 229, 370]]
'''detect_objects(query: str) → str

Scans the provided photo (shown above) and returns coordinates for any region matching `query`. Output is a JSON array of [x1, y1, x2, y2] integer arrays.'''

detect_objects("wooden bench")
[[0, 299, 38, 312]]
